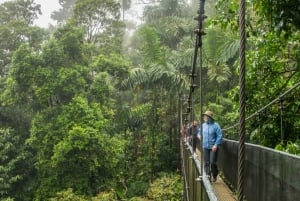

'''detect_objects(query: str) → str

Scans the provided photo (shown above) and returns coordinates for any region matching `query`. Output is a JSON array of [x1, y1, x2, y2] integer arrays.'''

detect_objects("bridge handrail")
[[222, 81, 300, 131], [218, 139, 300, 201]]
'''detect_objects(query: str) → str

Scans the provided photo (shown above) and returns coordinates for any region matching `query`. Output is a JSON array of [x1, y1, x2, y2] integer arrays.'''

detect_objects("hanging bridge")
[[181, 0, 300, 200], [180, 81, 300, 201], [180, 137, 300, 201]]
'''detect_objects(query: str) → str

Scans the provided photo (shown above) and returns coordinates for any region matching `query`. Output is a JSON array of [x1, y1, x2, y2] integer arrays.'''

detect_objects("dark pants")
[[192, 136, 198, 152], [203, 148, 219, 178]]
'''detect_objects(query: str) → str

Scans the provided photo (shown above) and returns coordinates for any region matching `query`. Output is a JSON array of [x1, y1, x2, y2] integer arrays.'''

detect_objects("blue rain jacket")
[[198, 120, 223, 149]]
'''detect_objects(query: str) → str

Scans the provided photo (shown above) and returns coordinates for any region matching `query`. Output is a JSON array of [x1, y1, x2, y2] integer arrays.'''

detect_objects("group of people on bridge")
[[181, 111, 223, 182]]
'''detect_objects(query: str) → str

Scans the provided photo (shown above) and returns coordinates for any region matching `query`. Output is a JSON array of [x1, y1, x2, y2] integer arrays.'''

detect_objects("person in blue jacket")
[[198, 110, 223, 182]]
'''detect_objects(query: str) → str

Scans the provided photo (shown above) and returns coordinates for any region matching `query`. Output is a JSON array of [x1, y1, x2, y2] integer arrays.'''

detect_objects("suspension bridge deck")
[[212, 176, 236, 201], [195, 148, 237, 201], [182, 137, 300, 201]]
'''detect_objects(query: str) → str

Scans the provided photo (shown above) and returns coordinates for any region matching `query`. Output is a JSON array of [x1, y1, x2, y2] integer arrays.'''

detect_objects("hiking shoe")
[[206, 175, 211, 182]]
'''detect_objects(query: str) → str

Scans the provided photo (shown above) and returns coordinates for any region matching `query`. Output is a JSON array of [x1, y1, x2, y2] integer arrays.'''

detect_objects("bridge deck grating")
[[212, 176, 236, 201], [195, 149, 237, 201]]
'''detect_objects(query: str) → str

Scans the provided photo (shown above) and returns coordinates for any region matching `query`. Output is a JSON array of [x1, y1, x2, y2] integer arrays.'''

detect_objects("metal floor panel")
[[195, 148, 237, 201], [212, 176, 236, 201]]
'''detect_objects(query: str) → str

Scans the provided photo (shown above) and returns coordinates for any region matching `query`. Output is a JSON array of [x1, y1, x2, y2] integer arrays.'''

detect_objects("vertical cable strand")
[[199, 0, 205, 178], [238, 0, 246, 200]]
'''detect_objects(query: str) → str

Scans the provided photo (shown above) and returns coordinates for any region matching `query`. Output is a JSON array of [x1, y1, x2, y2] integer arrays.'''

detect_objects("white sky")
[[0, 0, 145, 28], [34, 0, 60, 27], [0, 0, 60, 28]]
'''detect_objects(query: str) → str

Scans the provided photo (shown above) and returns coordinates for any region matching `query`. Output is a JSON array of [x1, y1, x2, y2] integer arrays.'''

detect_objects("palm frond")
[[148, 63, 189, 90], [217, 39, 239, 63], [208, 63, 231, 84], [129, 102, 152, 127], [120, 67, 149, 90]]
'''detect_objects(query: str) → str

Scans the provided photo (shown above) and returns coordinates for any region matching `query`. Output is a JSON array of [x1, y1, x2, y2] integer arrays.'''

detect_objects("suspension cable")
[[198, 0, 206, 178], [238, 0, 246, 200], [181, 0, 206, 199], [184, 0, 206, 155], [222, 81, 300, 132]]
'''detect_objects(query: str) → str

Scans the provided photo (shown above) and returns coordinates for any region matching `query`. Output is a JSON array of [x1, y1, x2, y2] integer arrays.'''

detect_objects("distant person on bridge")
[[181, 123, 189, 142], [188, 120, 200, 155], [198, 110, 223, 182]]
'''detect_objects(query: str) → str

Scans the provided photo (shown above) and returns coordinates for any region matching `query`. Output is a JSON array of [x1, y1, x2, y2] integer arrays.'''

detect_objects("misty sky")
[[0, 0, 146, 28], [34, 0, 60, 27]]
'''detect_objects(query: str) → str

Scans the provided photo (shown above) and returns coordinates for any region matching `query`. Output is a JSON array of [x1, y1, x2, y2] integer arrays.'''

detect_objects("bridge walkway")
[[189, 144, 237, 201]]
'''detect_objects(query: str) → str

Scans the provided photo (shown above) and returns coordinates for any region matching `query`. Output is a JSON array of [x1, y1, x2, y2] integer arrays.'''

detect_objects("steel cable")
[[238, 0, 246, 200]]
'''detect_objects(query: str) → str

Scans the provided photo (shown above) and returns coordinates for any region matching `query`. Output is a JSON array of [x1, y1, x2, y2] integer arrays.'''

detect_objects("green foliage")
[[210, 0, 300, 149], [2, 44, 40, 107], [0, 0, 45, 76], [92, 189, 118, 201], [0, 128, 21, 197], [53, 23, 85, 64], [41, 39, 66, 68], [2, 0, 299, 200], [195, 34, 237, 116], [91, 53, 131, 80], [89, 72, 114, 104], [243, 29, 300, 147], [46, 172, 184, 201], [138, 26, 166, 66], [146, 173, 183, 201], [51, 0, 76, 24], [28, 96, 125, 200], [0, 0, 41, 25], [254, 0, 300, 36], [143, 0, 181, 21], [49, 188, 88, 201], [72, 0, 124, 53], [39, 27, 89, 105], [275, 140, 300, 156], [0, 1, 189, 200], [127, 181, 149, 198], [0, 128, 36, 201], [128, 197, 150, 201], [213, 0, 239, 31], [4, 39, 89, 109], [0, 198, 14, 201], [150, 16, 190, 50]]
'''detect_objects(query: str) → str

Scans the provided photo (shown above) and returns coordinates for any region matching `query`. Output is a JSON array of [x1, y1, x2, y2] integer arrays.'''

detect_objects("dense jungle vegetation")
[[0, 0, 299, 200]]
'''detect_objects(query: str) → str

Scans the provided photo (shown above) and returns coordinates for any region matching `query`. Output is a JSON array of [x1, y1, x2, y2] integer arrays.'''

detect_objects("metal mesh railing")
[[218, 139, 300, 201], [181, 139, 217, 201]]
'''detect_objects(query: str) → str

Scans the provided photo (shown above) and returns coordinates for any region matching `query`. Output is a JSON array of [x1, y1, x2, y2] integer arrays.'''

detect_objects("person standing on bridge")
[[198, 110, 223, 182], [188, 120, 200, 155]]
